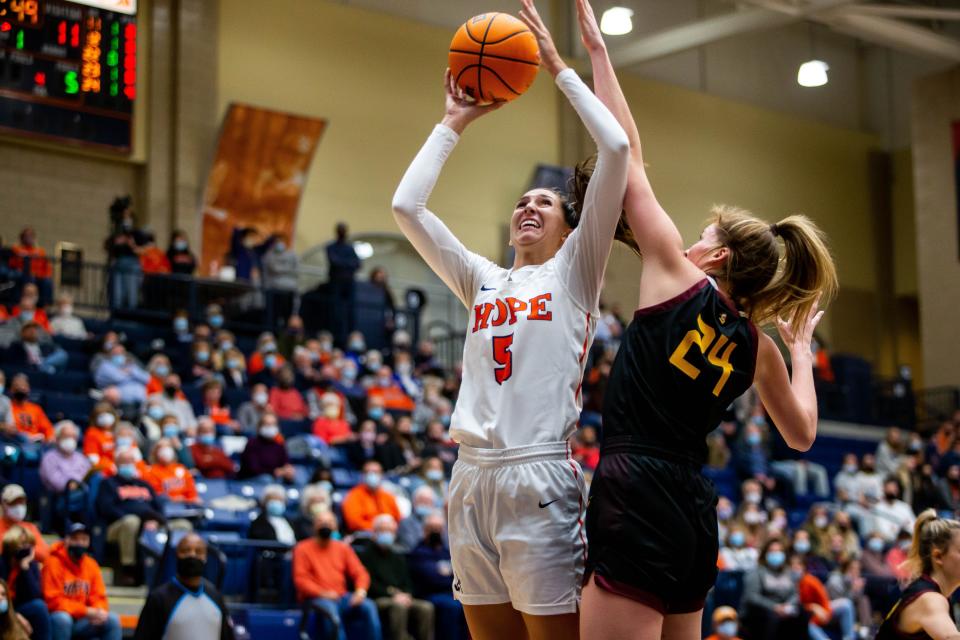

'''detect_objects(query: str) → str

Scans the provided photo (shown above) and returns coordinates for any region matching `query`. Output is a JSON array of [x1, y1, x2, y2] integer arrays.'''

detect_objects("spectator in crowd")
[[417, 457, 447, 502], [220, 349, 248, 391], [369, 267, 396, 339], [292, 511, 380, 640], [170, 311, 192, 345], [739, 539, 807, 640], [133, 533, 235, 640], [229, 227, 274, 284], [420, 420, 456, 472], [263, 239, 299, 321], [803, 505, 832, 556], [0, 372, 11, 429], [408, 512, 466, 640], [184, 343, 215, 385], [868, 478, 916, 543], [238, 414, 294, 482], [790, 529, 831, 575], [789, 553, 856, 640], [860, 533, 893, 578], [144, 356, 173, 398], [293, 485, 333, 541], [826, 559, 872, 631], [377, 417, 421, 474], [88, 333, 118, 375], [248, 485, 297, 546], [188, 418, 235, 479], [93, 344, 149, 406], [572, 426, 600, 472], [325, 223, 361, 346], [268, 366, 308, 421], [247, 333, 285, 378], [198, 379, 238, 431], [854, 454, 884, 505], [236, 384, 271, 435], [96, 449, 165, 586], [143, 440, 199, 504], [398, 487, 441, 553], [0, 526, 50, 640], [48, 295, 86, 340], [140, 398, 166, 444], [104, 207, 142, 311], [0, 486, 47, 566], [156, 416, 193, 469], [335, 359, 366, 409], [7, 375, 53, 444], [733, 421, 792, 506], [41, 522, 121, 640], [9, 228, 52, 307], [342, 461, 400, 533], [81, 404, 117, 476], [146, 374, 197, 431], [367, 367, 415, 414], [357, 515, 434, 640], [166, 230, 197, 276], [833, 454, 860, 503], [705, 607, 741, 640], [138, 233, 170, 275], [39, 421, 91, 501], [312, 392, 354, 446], [716, 497, 735, 543], [876, 427, 904, 477], [213, 330, 235, 358], [884, 530, 913, 581], [720, 526, 759, 571], [925, 420, 955, 472], [6, 320, 67, 374], [827, 510, 862, 561], [935, 463, 960, 512]]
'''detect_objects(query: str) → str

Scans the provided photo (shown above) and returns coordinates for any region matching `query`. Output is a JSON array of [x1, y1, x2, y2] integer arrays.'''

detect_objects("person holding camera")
[[104, 196, 142, 311]]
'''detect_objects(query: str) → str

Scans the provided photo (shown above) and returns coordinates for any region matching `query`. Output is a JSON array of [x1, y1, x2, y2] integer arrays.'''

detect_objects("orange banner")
[[200, 103, 326, 277]]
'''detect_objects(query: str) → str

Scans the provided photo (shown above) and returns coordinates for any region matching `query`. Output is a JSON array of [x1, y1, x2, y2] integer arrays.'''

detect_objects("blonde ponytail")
[[904, 508, 960, 579]]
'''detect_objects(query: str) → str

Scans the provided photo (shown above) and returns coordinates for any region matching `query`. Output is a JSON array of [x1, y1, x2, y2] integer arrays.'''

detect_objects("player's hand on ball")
[[441, 68, 504, 135]]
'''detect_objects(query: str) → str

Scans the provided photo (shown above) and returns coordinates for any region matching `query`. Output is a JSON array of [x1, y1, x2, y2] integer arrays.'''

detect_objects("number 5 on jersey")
[[669, 314, 736, 396], [492, 334, 514, 384]]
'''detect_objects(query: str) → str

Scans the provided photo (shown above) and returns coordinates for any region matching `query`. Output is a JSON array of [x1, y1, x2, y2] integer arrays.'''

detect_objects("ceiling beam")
[[843, 4, 960, 22]]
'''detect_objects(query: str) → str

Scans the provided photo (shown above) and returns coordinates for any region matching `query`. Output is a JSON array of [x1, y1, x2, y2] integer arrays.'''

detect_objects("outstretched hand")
[[776, 294, 825, 356], [518, 0, 566, 77], [575, 0, 606, 54], [441, 68, 504, 135]]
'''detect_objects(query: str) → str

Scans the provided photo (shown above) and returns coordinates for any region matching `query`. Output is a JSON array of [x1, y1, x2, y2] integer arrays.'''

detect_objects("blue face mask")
[[199, 434, 216, 446], [747, 432, 761, 446], [318, 481, 334, 495], [868, 538, 884, 553], [209, 315, 224, 329], [163, 426, 180, 439], [364, 472, 382, 490], [0, 599, 8, 614], [440, 415, 451, 427], [20, 311, 34, 322], [376, 532, 395, 548], [174, 240, 188, 252], [264, 354, 277, 369], [220, 341, 233, 352], [425, 469, 443, 482], [196, 351, 210, 363], [794, 539, 811, 554], [173, 318, 188, 332], [729, 532, 745, 547], [115, 437, 133, 450], [415, 505, 433, 518], [368, 407, 384, 421], [111, 354, 126, 366], [148, 406, 164, 421], [274, 242, 286, 252], [766, 550, 786, 568], [266, 501, 285, 517], [717, 621, 738, 638], [118, 464, 138, 479], [154, 365, 170, 378]]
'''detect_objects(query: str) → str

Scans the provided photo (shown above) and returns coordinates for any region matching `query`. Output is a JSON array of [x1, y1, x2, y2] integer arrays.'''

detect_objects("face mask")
[[164, 385, 179, 397], [174, 240, 188, 251], [376, 532, 395, 548], [59, 437, 77, 454], [12, 391, 27, 402], [5, 505, 26, 522], [0, 386, 4, 395], [364, 472, 382, 489], [414, 505, 434, 519], [378, 376, 392, 388], [177, 556, 205, 578], [427, 531, 443, 547], [60, 305, 73, 317], [426, 469, 443, 482], [118, 463, 138, 479], [20, 310, 34, 322], [440, 415, 451, 427], [899, 540, 912, 551], [770, 516, 787, 531], [67, 545, 87, 563], [794, 539, 811, 554], [360, 431, 376, 446], [317, 526, 333, 541], [111, 354, 126, 366], [717, 621, 738, 638], [885, 492, 899, 502], [173, 318, 188, 332], [743, 511, 763, 525], [199, 434, 216, 446], [744, 492, 761, 505], [814, 515, 828, 529], [163, 425, 180, 439], [157, 447, 175, 463], [766, 550, 785, 568], [718, 505, 733, 521], [97, 413, 115, 428], [152, 364, 171, 378], [368, 407, 384, 421], [260, 425, 279, 439], [196, 351, 210, 363], [342, 368, 357, 382], [116, 436, 134, 450], [746, 432, 761, 446], [323, 405, 339, 419], [868, 538, 884, 553], [266, 500, 285, 517], [264, 355, 277, 369], [209, 315, 224, 328], [396, 363, 412, 376], [310, 503, 327, 517], [274, 242, 286, 252], [103, 340, 116, 352], [790, 569, 804, 581], [318, 480, 333, 495], [253, 392, 269, 405], [349, 340, 365, 352], [729, 532, 745, 547], [261, 342, 277, 354], [320, 341, 332, 353], [227, 359, 242, 370]]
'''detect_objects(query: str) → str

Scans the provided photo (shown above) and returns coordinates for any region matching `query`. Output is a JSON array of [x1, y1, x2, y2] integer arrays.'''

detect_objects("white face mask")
[[323, 405, 339, 419], [59, 437, 78, 454], [260, 425, 279, 439], [253, 392, 269, 406], [157, 447, 175, 464], [5, 505, 26, 522]]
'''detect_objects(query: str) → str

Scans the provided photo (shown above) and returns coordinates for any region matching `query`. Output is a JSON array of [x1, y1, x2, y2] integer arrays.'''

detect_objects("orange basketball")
[[448, 13, 540, 105]]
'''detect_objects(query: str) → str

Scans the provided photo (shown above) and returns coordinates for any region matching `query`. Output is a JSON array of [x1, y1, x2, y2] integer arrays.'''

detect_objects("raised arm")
[[391, 71, 501, 308], [519, 0, 629, 310]]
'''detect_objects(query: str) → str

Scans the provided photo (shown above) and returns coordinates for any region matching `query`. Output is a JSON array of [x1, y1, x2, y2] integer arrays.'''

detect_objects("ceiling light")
[[353, 241, 374, 260], [797, 60, 829, 87], [600, 7, 633, 36]]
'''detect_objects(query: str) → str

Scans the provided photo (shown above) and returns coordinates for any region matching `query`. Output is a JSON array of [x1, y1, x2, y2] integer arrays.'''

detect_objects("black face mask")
[[14, 547, 31, 560], [164, 386, 178, 397], [885, 492, 899, 501], [177, 556, 205, 579], [427, 531, 443, 547], [11, 391, 27, 402], [67, 545, 87, 562], [316, 527, 333, 541]]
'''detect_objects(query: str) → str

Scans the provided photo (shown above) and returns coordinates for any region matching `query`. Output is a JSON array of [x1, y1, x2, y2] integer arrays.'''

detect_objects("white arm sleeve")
[[392, 124, 497, 309], [553, 68, 630, 311]]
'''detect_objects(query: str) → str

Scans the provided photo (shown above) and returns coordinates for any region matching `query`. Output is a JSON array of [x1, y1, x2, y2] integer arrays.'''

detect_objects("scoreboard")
[[0, 0, 137, 152]]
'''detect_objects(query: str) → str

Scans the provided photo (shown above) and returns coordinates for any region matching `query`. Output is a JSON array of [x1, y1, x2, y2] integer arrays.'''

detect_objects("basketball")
[[448, 13, 541, 105]]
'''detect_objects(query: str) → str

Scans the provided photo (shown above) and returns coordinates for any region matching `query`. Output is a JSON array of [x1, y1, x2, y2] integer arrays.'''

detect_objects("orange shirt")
[[10, 400, 53, 442], [146, 376, 163, 396], [9, 244, 52, 279], [0, 518, 48, 563], [41, 542, 108, 619], [797, 572, 832, 625], [82, 427, 115, 473], [341, 485, 401, 532], [312, 417, 352, 444], [11, 306, 51, 332], [204, 404, 232, 426], [248, 352, 285, 375], [143, 463, 198, 502], [292, 538, 370, 601], [139, 247, 171, 274], [367, 385, 415, 412]]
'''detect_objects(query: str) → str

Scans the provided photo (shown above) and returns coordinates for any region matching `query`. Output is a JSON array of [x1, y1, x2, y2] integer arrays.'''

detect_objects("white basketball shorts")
[[448, 441, 587, 615]]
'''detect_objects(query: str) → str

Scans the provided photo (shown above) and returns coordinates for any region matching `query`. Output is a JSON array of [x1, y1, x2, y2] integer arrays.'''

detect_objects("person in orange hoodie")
[[366, 366, 415, 413], [292, 511, 380, 638], [82, 404, 118, 476], [705, 606, 742, 640], [8, 375, 53, 443], [10, 285, 51, 333], [790, 553, 856, 640], [9, 228, 53, 307], [142, 440, 199, 504], [341, 461, 401, 533], [0, 486, 48, 564], [42, 522, 121, 640], [138, 233, 171, 275]]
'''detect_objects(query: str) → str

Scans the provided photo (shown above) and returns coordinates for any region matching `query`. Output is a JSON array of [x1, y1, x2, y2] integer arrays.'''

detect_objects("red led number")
[[492, 334, 514, 385]]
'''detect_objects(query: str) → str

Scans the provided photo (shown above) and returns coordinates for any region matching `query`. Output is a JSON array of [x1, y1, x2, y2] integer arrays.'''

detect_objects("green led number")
[[64, 71, 79, 94]]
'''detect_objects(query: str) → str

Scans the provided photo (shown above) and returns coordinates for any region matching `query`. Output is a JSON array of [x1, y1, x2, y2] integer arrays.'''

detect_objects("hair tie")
[[769, 223, 779, 237]]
